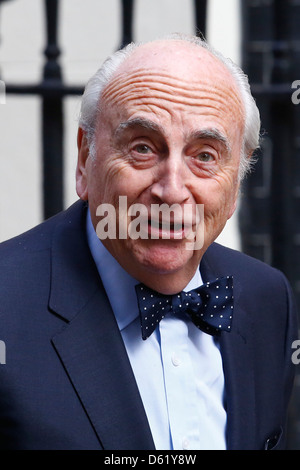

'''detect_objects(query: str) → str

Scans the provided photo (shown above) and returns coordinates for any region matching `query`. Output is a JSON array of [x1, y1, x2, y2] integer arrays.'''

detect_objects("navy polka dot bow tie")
[[135, 276, 234, 340]]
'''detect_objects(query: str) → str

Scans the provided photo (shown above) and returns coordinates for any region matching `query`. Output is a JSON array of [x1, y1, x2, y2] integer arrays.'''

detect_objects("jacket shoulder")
[[0, 200, 85, 258], [205, 242, 283, 279], [0, 200, 86, 296]]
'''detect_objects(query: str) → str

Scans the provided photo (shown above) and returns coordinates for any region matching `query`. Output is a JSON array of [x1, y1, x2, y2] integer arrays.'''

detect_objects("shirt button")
[[171, 354, 180, 367], [182, 438, 190, 450]]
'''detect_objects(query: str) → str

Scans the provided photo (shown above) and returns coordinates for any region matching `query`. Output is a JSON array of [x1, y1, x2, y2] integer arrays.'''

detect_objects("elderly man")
[[0, 34, 297, 450]]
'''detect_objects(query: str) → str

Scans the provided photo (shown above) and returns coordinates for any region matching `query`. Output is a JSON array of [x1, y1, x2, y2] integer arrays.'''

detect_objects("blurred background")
[[0, 0, 300, 449]]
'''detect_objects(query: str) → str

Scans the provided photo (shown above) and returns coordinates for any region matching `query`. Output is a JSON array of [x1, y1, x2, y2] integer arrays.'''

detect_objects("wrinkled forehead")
[[99, 40, 245, 130]]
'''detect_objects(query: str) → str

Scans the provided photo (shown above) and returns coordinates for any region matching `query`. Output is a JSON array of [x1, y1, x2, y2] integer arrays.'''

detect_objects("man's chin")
[[130, 240, 195, 276]]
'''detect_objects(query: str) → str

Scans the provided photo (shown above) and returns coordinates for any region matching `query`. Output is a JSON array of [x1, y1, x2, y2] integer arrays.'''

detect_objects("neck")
[[121, 261, 201, 295]]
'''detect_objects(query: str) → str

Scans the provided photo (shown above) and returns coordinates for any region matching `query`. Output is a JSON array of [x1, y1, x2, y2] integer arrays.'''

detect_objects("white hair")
[[78, 33, 261, 180]]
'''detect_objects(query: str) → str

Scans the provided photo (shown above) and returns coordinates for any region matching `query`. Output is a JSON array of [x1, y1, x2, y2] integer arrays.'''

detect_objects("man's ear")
[[76, 127, 90, 200]]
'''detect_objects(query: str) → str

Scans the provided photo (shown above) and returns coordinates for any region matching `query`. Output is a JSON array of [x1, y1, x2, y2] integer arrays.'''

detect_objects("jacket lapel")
[[201, 245, 258, 450], [49, 201, 155, 450]]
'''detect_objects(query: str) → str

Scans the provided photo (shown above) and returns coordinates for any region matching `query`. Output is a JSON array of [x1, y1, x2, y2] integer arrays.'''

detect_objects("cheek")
[[88, 155, 155, 215], [88, 156, 123, 201], [197, 172, 239, 222]]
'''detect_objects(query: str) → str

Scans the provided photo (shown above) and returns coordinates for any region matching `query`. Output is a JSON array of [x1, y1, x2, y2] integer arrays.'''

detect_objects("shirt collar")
[[86, 208, 203, 331]]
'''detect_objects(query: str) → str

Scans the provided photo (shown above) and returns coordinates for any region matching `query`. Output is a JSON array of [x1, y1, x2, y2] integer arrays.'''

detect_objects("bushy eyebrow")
[[188, 128, 232, 155], [115, 117, 164, 138], [115, 118, 231, 154]]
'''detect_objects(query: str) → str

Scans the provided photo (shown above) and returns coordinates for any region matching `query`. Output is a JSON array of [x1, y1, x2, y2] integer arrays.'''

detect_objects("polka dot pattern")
[[135, 276, 234, 340]]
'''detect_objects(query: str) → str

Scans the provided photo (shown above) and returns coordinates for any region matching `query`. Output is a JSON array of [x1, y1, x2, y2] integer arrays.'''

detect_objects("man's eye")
[[196, 152, 214, 162], [134, 144, 152, 154]]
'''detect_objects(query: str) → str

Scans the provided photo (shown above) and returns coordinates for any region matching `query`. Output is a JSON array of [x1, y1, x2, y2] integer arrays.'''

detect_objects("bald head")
[[79, 34, 260, 179], [114, 38, 230, 80], [101, 39, 242, 113]]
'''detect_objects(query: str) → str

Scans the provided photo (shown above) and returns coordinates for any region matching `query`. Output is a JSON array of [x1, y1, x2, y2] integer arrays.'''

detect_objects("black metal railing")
[[1, 0, 207, 219], [240, 0, 300, 449]]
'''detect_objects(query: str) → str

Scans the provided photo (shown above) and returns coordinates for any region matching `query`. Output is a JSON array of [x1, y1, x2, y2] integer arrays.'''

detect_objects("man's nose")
[[150, 157, 191, 205]]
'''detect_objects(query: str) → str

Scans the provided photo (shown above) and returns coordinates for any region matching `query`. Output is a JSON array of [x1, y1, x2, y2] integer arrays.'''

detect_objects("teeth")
[[150, 220, 183, 231]]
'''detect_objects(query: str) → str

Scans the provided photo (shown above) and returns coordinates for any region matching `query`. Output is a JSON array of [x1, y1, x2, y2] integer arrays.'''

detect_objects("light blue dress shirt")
[[86, 209, 227, 450]]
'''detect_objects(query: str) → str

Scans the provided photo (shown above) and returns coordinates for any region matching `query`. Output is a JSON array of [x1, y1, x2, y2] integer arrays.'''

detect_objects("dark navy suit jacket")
[[0, 200, 297, 450]]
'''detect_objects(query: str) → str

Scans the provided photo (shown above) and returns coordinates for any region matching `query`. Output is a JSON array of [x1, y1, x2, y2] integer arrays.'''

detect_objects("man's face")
[[76, 41, 245, 294]]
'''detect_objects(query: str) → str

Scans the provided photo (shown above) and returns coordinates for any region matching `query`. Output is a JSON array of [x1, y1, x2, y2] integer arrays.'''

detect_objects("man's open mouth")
[[146, 216, 195, 240], [126, 201, 201, 241], [150, 218, 184, 232]]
